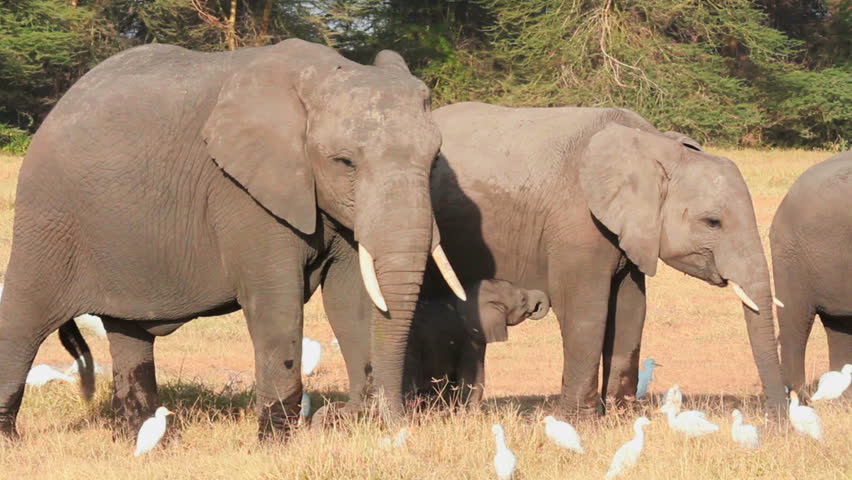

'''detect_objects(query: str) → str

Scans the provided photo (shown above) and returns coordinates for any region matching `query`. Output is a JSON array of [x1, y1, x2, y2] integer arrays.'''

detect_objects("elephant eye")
[[332, 156, 354, 168], [703, 217, 722, 230]]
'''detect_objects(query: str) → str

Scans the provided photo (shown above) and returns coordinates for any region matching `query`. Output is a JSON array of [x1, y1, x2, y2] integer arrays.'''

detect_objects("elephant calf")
[[404, 279, 550, 405]]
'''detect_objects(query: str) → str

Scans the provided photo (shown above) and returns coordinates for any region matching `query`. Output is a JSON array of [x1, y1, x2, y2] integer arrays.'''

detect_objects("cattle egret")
[[789, 391, 823, 442], [298, 392, 311, 426], [74, 313, 107, 338], [664, 384, 683, 406], [605, 416, 651, 480], [302, 337, 322, 376], [636, 358, 660, 400], [492, 424, 516, 480], [541, 415, 584, 453], [379, 427, 409, 450], [730, 409, 759, 450], [26, 364, 76, 387], [134, 407, 174, 456], [811, 364, 852, 401], [65, 357, 105, 375], [331, 337, 339, 347], [658, 390, 719, 437]]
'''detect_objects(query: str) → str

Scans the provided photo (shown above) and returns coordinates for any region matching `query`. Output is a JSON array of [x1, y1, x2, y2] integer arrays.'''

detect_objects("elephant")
[[403, 279, 550, 405], [770, 150, 852, 396], [0, 39, 467, 439], [322, 102, 788, 419]]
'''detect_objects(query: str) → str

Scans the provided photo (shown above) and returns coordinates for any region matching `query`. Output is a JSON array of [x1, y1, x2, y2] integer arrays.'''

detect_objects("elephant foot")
[[557, 397, 605, 423], [310, 401, 353, 432], [0, 414, 20, 441], [257, 402, 300, 442]]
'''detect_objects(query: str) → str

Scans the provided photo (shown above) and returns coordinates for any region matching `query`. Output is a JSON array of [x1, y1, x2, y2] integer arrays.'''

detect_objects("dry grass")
[[1, 149, 850, 479]]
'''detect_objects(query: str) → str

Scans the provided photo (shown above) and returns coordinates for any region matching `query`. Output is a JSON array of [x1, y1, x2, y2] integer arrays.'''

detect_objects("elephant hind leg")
[[102, 316, 159, 437], [819, 313, 852, 372], [0, 291, 76, 437], [775, 273, 816, 394]]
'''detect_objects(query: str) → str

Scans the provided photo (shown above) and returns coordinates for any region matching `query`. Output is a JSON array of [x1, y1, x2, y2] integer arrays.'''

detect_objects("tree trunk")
[[258, 0, 273, 46], [226, 0, 238, 51]]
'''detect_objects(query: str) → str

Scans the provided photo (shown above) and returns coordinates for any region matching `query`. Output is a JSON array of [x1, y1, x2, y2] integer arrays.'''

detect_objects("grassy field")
[[0, 149, 849, 479]]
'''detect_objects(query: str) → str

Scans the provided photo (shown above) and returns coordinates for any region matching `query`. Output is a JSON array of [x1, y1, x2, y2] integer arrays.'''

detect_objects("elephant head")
[[460, 279, 550, 344], [578, 123, 786, 414], [201, 39, 464, 414]]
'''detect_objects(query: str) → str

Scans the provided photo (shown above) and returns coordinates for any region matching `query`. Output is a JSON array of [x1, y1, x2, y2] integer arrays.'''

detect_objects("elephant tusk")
[[432, 244, 467, 301], [359, 244, 387, 312], [773, 297, 785, 308], [729, 281, 759, 313]]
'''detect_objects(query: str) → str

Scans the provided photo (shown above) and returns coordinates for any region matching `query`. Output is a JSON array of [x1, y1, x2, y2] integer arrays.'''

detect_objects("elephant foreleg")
[[103, 317, 159, 437], [321, 244, 375, 412], [551, 265, 614, 419], [457, 342, 486, 407], [242, 275, 305, 440], [601, 263, 646, 405]]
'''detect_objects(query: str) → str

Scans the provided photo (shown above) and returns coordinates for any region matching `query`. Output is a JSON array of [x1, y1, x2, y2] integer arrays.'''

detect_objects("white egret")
[[541, 415, 584, 453], [664, 384, 683, 406], [379, 427, 409, 450], [302, 337, 322, 376], [492, 424, 516, 480], [658, 389, 719, 437], [65, 357, 105, 375], [134, 406, 174, 456], [330, 337, 339, 347], [730, 409, 759, 450], [636, 358, 660, 400], [74, 313, 107, 338], [605, 416, 651, 480], [811, 364, 852, 401], [298, 392, 311, 426], [789, 391, 823, 442], [26, 364, 76, 387]]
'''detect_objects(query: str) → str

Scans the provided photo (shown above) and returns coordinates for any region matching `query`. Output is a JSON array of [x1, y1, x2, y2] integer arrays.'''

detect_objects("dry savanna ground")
[[0, 149, 849, 479]]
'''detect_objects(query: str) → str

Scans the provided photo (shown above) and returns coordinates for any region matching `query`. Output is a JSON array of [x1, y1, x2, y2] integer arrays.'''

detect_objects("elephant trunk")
[[527, 289, 551, 320], [354, 171, 437, 419], [717, 232, 787, 416]]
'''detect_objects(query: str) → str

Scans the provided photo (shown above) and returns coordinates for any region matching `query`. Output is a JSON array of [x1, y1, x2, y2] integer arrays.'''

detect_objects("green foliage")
[[768, 66, 852, 149], [0, 122, 31, 155], [0, 0, 123, 131], [0, 0, 848, 149]]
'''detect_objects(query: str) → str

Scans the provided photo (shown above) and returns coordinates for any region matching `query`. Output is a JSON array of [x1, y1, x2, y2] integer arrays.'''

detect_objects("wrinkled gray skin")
[[324, 102, 787, 419], [404, 279, 549, 405], [0, 39, 445, 439], [771, 150, 852, 396]]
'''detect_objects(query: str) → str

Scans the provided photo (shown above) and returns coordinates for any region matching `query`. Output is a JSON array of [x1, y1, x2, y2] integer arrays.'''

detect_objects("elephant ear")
[[578, 123, 682, 276], [202, 58, 316, 234], [373, 50, 411, 74], [663, 131, 702, 151]]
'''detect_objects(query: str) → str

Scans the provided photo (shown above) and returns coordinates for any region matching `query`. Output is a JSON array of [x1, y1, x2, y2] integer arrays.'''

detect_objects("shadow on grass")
[[81, 378, 349, 431]]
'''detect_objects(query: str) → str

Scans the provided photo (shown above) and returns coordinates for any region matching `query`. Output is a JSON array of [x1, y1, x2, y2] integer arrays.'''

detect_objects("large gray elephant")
[[323, 102, 787, 418], [771, 150, 852, 395], [404, 279, 549, 405], [0, 39, 466, 439]]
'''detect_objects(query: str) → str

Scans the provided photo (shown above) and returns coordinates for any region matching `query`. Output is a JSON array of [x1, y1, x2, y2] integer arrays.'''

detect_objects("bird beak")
[[537, 419, 545, 424], [654, 363, 663, 367], [166, 409, 175, 416]]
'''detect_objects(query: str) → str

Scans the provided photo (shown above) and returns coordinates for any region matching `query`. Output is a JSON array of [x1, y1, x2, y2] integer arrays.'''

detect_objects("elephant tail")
[[58, 321, 95, 402]]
